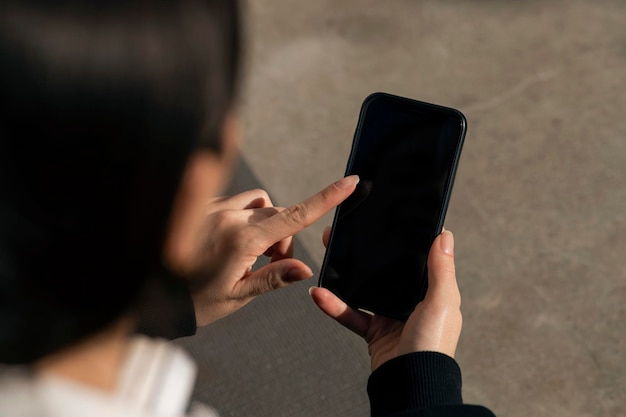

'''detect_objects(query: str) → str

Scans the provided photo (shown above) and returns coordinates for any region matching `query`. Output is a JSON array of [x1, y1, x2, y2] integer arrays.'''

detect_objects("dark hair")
[[0, 0, 241, 363]]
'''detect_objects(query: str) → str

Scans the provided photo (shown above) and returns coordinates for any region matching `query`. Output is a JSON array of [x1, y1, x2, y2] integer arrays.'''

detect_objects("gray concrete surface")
[[178, 1, 626, 416]]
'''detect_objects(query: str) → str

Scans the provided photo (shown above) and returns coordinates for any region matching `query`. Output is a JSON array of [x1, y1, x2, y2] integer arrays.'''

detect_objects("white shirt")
[[0, 336, 218, 417]]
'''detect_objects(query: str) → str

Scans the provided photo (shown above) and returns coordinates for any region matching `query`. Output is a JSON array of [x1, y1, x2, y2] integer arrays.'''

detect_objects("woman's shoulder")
[[0, 337, 219, 417]]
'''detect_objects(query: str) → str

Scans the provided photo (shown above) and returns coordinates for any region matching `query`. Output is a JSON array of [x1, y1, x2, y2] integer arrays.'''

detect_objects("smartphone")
[[318, 92, 467, 320]]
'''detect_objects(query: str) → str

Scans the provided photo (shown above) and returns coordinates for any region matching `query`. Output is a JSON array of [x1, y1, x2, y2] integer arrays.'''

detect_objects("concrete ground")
[[177, 1, 626, 416]]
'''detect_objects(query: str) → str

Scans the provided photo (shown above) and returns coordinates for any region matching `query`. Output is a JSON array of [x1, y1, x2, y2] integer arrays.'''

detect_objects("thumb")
[[399, 230, 462, 358], [234, 259, 314, 298], [425, 230, 460, 307]]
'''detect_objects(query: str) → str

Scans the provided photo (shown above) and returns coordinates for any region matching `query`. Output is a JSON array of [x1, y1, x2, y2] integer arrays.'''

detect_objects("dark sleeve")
[[367, 352, 496, 417], [135, 265, 197, 340]]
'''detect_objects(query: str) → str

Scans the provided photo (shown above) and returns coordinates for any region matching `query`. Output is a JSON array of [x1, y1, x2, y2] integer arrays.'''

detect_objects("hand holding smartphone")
[[318, 93, 467, 320]]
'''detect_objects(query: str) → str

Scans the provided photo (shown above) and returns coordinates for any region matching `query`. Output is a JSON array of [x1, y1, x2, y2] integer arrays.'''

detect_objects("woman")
[[0, 1, 495, 416]]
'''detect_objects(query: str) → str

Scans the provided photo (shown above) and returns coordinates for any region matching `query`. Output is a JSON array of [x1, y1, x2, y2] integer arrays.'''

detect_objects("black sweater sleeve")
[[367, 352, 496, 417], [135, 266, 197, 340]]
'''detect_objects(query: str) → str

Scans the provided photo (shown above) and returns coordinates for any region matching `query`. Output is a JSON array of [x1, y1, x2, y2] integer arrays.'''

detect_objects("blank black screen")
[[319, 93, 466, 319]]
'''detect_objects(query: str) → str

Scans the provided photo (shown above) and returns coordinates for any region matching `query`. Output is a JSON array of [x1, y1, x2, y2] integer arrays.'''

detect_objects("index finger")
[[254, 175, 359, 245]]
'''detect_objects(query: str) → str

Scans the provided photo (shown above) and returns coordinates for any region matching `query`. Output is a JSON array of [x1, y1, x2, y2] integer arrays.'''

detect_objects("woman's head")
[[0, 0, 241, 363]]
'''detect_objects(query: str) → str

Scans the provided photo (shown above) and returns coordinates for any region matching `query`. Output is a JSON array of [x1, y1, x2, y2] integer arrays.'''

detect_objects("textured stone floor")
[[177, 1, 626, 416]]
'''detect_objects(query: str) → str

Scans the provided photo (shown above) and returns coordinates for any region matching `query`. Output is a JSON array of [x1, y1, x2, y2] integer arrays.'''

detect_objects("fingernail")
[[308, 286, 315, 295], [334, 175, 360, 190], [440, 230, 454, 255]]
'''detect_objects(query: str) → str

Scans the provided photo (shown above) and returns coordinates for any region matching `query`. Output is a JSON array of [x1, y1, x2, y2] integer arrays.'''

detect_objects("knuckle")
[[318, 186, 337, 206], [430, 253, 456, 275], [250, 188, 272, 205], [443, 262, 456, 276], [257, 188, 271, 200], [249, 274, 285, 298], [284, 203, 310, 227], [211, 209, 233, 225], [245, 285, 265, 298]]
